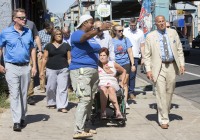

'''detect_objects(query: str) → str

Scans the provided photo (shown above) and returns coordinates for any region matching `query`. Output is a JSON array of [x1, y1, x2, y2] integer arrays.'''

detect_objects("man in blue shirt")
[[0, 8, 37, 132]]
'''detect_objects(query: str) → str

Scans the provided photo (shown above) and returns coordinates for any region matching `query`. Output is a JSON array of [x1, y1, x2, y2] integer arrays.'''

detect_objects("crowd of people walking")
[[0, 8, 185, 139]]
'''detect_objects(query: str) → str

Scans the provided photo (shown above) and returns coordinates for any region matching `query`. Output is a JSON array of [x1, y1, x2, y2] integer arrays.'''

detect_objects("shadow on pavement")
[[146, 113, 183, 125], [66, 102, 77, 111], [146, 103, 183, 125], [26, 114, 50, 124], [176, 79, 200, 88], [149, 103, 180, 110], [127, 100, 137, 104], [32, 95, 46, 104]]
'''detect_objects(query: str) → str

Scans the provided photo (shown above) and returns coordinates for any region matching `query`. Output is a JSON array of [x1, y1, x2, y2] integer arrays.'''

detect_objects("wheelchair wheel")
[[120, 99, 126, 120]]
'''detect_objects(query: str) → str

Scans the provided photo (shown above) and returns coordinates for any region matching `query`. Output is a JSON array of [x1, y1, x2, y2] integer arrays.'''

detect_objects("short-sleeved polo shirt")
[[0, 26, 34, 63]]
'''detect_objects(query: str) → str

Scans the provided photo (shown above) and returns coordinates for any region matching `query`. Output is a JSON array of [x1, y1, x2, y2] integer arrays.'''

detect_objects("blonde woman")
[[112, 25, 136, 109]]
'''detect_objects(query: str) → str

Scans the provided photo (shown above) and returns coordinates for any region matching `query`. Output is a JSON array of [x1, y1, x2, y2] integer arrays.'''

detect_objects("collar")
[[128, 27, 137, 33], [12, 25, 26, 34], [96, 32, 105, 39], [157, 29, 166, 35]]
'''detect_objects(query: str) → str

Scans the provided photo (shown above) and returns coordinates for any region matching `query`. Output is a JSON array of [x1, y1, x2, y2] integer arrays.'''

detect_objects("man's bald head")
[[94, 21, 102, 28], [62, 26, 70, 32], [62, 26, 70, 38], [94, 21, 103, 36], [155, 15, 165, 22], [155, 15, 166, 31]]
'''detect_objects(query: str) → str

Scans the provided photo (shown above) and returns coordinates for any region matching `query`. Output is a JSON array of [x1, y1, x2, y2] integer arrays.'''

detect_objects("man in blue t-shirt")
[[70, 14, 111, 139], [0, 8, 37, 132]]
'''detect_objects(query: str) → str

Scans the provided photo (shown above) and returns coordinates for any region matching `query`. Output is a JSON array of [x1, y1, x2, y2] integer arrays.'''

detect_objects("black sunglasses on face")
[[16, 17, 26, 20], [115, 30, 123, 32]]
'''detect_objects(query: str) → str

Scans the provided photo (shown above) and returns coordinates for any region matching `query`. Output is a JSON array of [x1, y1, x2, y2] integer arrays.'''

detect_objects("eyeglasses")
[[115, 30, 123, 32], [16, 17, 26, 20], [55, 33, 62, 36]]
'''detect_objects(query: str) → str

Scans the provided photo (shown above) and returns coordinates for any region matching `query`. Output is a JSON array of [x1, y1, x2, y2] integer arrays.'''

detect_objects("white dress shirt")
[[123, 27, 145, 58], [94, 31, 115, 61]]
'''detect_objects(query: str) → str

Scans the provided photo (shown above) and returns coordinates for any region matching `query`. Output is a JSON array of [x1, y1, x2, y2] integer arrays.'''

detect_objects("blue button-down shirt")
[[0, 26, 34, 63], [157, 30, 174, 62]]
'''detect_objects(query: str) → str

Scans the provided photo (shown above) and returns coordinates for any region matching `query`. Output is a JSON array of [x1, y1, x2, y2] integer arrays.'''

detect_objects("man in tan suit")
[[144, 15, 185, 129]]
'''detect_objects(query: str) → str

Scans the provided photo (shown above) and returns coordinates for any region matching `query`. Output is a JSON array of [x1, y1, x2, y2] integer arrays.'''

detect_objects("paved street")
[[0, 77, 200, 140]]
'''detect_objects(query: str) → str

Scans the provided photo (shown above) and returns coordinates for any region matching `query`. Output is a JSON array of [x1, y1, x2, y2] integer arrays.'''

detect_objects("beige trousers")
[[28, 60, 34, 97], [37, 57, 46, 91], [155, 62, 176, 125]]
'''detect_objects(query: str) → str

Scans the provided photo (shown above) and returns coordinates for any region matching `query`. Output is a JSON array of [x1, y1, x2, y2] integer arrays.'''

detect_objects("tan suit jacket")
[[144, 28, 185, 82]]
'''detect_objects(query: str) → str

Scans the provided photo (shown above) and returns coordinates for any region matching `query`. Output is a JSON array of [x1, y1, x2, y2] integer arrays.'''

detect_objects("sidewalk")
[[0, 77, 200, 140]]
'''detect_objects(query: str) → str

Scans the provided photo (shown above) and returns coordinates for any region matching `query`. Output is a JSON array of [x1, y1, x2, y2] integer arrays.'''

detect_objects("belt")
[[8, 62, 29, 66], [162, 60, 175, 64]]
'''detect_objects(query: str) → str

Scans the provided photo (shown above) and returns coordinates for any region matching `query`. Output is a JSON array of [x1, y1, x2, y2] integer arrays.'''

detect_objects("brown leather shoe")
[[160, 124, 169, 129]]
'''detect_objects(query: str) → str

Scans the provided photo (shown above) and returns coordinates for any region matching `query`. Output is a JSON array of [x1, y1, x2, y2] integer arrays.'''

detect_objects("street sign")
[[97, 3, 110, 18]]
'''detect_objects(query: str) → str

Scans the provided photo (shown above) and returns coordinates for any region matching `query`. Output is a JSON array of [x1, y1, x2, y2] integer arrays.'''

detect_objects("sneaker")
[[126, 102, 130, 109], [129, 94, 136, 100], [40, 89, 46, 93], [37, 86, 41, 90]]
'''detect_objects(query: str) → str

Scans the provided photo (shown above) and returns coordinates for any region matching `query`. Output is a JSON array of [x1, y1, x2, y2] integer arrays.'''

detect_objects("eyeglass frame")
[[115, 29, 123, 32], [15, 16, 27, 20]]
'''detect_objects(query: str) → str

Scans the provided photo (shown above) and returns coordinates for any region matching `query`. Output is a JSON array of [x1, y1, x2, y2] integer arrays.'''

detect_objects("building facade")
[[0, 0, 47, 32]]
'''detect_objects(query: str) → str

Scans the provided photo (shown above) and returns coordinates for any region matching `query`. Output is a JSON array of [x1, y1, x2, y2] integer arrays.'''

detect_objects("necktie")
[[162, 34, 169, 62]]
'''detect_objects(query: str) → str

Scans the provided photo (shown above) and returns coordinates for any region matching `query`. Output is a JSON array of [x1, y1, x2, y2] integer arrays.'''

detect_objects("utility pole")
[[95, 0, 101, 20], [77, 0, 82, 16], [110, 0, 112, 21]]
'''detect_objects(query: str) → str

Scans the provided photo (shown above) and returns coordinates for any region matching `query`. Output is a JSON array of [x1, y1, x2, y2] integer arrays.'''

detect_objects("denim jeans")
[[128, 58, 139, 94]]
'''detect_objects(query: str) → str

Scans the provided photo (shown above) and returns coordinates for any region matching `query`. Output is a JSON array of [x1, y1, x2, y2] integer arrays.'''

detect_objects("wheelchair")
[[91, 87, 127, 127]]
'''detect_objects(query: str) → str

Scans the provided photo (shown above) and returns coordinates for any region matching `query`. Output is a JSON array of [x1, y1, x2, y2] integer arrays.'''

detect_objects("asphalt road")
[[137, 48, 200, 109]]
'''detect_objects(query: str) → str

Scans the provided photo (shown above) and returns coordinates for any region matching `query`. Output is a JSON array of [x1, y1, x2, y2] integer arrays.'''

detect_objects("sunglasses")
[[115, 30, 123, 32], [55, 33, 62, 36], [16, 17, 26, 20]]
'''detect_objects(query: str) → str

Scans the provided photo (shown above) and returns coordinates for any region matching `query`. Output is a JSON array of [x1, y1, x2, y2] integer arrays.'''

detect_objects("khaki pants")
[[38, 57, 46, 91], [28, 60, 34, 97], [155, 62, 176, 125], [70, 68, 99, 133]]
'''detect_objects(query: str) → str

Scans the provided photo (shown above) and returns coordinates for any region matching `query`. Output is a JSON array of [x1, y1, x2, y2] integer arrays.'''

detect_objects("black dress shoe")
[[13, 123, 21, 132], [27, 96, 35, 105], [20, 119, 26, 127]]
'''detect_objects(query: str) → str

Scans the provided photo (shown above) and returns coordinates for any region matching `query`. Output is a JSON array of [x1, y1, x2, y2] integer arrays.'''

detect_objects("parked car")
[[177, 30, 190, 56], [192, 34, 200, 48]]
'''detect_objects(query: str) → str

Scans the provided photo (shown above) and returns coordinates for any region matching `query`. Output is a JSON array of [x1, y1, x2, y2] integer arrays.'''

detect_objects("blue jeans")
[[128, 58, 139, 94]]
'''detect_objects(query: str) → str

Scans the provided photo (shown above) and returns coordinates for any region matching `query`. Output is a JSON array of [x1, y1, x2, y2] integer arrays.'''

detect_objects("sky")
[[46, 0, 75, 13]]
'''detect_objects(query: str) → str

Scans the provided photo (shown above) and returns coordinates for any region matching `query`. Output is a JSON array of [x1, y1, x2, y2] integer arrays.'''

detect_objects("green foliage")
[[0, 74, 10, 109], [68, 91, 78, 102], [0, 92, 10, 109]]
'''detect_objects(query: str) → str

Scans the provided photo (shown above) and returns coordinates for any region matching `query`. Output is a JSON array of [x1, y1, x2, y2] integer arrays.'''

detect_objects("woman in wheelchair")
[[98, 47, 126, 119]]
